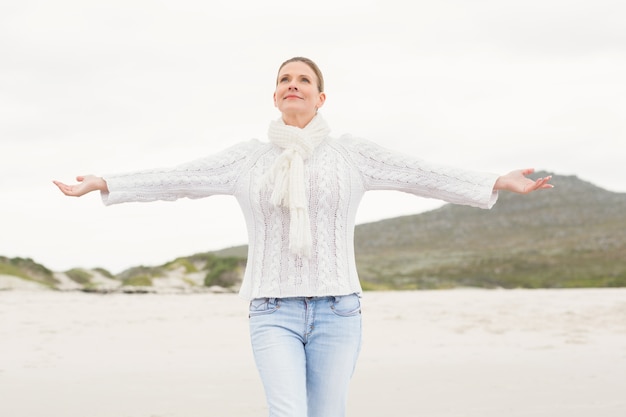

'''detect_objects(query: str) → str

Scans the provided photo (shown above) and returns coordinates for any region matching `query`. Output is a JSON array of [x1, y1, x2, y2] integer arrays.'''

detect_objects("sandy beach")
[[1, 289, 625, 417]]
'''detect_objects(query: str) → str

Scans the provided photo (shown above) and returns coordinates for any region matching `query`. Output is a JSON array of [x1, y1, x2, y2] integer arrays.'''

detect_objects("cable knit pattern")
[[339, 135, 499, 207], [101, 140, 262, 205], [101, 132, 499, 300]]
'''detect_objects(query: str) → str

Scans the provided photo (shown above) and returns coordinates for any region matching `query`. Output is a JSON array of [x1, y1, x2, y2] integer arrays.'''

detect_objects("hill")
[[354, 171, 626, 289], [2, 172, 624, 291]]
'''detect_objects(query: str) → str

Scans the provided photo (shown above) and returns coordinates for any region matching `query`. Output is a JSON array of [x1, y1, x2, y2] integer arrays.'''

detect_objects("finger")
[[535, 177, 553, 190], [540, 178, 554, 189], [538, 176, 552, 186], [52, 181, 68, 191], [520, 168, 535, 176], [55, 183, 76, 196], [523, 178, 542, 193], [59, 185, 73, 195]]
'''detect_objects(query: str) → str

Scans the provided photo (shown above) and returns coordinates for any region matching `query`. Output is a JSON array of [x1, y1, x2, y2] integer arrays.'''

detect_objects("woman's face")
[[274, 61, 326, 124]]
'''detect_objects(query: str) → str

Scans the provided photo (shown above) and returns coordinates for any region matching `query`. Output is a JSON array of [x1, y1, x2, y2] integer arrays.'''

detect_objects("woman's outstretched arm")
[[53, 175, 109, 197], [494, 168, 553, 194]]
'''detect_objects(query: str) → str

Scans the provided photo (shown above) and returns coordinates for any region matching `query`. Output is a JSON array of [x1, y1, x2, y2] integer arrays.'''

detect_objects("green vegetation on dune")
[[201, 254, 245, 287], [122, 275, 153, 287], [0, 256, 58, 288], [65, 268, 93, 285]]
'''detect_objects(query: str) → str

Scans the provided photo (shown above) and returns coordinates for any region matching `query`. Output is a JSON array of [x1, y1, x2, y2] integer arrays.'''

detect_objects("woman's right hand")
[[53, 175, 108, 197]]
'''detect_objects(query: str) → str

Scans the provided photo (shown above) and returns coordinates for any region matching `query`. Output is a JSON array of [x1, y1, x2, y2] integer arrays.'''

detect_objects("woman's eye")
[[280, 76, 289, 82], [301, 78, 310, 83]]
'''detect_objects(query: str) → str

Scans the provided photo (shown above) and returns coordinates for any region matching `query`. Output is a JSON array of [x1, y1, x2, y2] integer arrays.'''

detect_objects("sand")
[[1, 289, 625, 417]]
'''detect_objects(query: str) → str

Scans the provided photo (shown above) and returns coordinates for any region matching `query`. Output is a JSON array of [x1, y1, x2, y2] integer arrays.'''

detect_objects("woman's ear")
[[316, 92, 326, 109]]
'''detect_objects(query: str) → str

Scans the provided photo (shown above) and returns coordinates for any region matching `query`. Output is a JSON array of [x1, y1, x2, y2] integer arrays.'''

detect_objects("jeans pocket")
[[330, 294, 361, 317], [248, 298, 281, 318]]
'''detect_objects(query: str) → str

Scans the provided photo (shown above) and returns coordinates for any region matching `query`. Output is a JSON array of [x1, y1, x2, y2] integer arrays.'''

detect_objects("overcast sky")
[[2, 0, 624, 273]]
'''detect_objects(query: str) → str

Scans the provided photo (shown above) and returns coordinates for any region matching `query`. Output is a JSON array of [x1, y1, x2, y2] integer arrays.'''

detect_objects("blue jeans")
[[249, 294, 362, 417]]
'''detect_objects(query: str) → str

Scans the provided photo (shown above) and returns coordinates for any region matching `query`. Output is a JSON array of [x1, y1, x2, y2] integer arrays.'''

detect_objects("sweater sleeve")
[[341, 135, 499, 209], [101, 139, 261, 206]]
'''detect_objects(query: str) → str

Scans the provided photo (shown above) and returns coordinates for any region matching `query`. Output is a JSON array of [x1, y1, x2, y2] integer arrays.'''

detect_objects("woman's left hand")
[[494, 168, 553, 194]]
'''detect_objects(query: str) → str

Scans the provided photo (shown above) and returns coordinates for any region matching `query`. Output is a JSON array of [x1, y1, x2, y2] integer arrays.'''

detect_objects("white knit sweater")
[[102, 135, 499, 300]]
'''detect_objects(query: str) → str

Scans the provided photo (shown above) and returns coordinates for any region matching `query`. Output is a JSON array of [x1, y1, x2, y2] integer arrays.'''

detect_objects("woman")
[[54, 56, 553, 417]]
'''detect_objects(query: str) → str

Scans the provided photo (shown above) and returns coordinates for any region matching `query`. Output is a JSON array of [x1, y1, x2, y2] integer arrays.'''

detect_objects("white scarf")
[[263, 114, 331, 257]]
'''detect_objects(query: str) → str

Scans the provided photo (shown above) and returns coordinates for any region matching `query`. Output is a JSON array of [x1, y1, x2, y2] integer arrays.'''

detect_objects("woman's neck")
[[281, 112, 316, 128]]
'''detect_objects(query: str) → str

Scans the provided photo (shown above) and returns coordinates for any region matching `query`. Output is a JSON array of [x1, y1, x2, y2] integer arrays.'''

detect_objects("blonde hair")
[[277, 57, 325, 93]]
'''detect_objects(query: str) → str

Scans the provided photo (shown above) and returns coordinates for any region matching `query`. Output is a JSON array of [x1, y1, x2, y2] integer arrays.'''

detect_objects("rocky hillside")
[[354, 171, 626, 289], [2, 172, 624, 292]]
